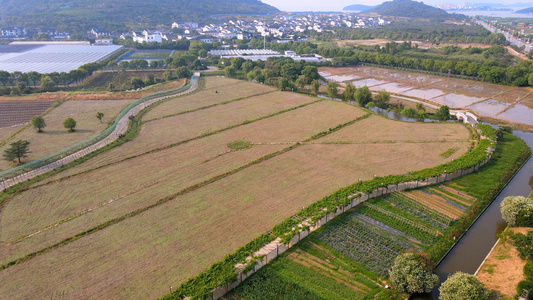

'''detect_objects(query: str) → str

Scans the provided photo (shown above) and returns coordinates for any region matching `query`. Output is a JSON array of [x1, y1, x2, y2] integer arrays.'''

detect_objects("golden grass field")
[[0, 99, 134, 170], [0, 124, 26, 145], [0, 77, 473, 299]]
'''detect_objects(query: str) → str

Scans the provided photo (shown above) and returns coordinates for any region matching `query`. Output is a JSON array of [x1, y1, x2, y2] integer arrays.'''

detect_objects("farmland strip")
[[30, 99, 326, 190], [143, 90, 278, 123], [0, 114, 368, 271]]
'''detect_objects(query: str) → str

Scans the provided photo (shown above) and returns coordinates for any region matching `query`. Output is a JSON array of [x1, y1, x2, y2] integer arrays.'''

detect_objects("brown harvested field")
[[0, 99, 134, 170], [144, 77, 276, 121], [0, 100, 54, 128], [0, 124, 26, 145], [493, 89, 531, 103], [46, 92, 330, 179], [320, 115, 470, 143], [202, 76, 246, 89], [0, 100, 362, 264], [0, 141, 468, 299], [478, 227, 530, 298], [0, 78, 474, 299], [336, 39, 392, 47], [0, 78, 187, 102]]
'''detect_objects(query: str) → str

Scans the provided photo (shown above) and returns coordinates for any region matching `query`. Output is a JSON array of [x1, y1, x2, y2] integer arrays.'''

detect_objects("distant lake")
[[447, 8, 533, 19]]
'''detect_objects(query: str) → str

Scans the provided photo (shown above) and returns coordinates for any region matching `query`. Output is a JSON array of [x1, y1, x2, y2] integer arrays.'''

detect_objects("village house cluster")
[[119, 13, 389, 43], [0, 13, 389, 44]]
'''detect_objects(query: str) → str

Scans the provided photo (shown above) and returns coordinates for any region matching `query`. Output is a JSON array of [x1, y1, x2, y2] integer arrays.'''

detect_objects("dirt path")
[[0, 73, 201, 191], [506, 46, 530, 61]]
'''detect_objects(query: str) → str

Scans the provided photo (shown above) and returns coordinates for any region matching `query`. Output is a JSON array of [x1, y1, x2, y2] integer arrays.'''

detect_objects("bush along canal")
[[412, 130, 533, 299]]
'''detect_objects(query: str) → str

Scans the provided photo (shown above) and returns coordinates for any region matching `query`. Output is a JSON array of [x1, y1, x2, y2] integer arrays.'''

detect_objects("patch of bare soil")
[[477, 228, 531, 298]]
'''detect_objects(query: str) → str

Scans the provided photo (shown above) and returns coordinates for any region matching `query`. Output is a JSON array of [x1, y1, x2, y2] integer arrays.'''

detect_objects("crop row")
[[235, 257, 376, 300], [383, 192, 452, 229], [315, 213, 421, 276], [357, 203, 439, 244]]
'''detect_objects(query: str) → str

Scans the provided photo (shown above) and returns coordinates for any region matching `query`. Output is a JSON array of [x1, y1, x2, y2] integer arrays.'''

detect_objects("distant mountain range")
[[0, 0, 279, 33], [364, 0, 450, 18], [516, 7, 533, 13], [343, 4, 376, 11]]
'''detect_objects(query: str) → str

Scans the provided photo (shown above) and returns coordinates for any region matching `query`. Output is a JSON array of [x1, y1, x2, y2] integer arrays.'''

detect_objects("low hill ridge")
[[364, 0, 449, 18]]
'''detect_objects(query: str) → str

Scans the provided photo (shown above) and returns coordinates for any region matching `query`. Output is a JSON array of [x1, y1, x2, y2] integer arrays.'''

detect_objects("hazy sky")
[[261, 0, 533, 12]]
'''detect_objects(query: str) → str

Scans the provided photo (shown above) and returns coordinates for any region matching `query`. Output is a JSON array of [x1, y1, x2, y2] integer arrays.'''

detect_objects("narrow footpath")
[[0, 73, 200, 191]]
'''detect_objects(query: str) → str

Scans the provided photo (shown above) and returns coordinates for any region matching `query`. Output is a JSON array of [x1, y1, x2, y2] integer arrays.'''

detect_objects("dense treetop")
[[0, 0, 279, 32], [365, 0, 451, 19]]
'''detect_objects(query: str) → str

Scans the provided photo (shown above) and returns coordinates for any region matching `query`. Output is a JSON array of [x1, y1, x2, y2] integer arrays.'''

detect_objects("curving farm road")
[[0, 73, 200, 191]]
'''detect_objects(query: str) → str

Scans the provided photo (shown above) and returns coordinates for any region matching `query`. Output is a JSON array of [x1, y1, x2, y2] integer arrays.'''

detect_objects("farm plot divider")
[[0, 75, 199, 187], [204, 152, 494, 300]]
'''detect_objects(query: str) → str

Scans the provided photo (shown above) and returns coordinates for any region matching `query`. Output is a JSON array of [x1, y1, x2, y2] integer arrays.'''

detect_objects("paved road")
[[475, 19, 533, 53], [0, 73, 200, 192]]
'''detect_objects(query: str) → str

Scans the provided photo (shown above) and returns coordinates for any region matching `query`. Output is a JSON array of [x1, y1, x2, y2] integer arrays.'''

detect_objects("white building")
[[132, 31, 163, 43], [1, 27, 26, 37], [172, 22, 199, 29]]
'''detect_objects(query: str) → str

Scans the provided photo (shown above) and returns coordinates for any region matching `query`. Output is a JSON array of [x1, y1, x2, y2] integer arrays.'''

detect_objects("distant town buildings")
[[1, 13, 390, 44], [0, 27, 26, 38]]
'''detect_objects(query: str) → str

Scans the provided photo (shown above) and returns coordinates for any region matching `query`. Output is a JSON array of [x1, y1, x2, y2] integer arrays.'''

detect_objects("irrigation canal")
[[411, 130, 533, 299]]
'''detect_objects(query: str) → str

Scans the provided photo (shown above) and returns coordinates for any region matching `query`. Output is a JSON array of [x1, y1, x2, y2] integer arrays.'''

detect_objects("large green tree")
[[63, 117, 77, 133], [354, 86, 373, 107], [436, 105, 450, 121], [31, 116, 46, 133], [439, 272, 490, 300], [225, 66, 236, 78], [343, 83, 356, 101], [302, 65, 319, 83], [3, 140, 30, 164], [311, 79, 320, 95], [326, 81, 338, 98], [40, 75, 54, 92], [374, 90, 390, 109], [389, 253, 438, 294]]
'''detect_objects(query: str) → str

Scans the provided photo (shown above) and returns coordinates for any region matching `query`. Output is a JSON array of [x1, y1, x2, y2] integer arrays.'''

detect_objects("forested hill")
[[516, 7, 533, 14], [364, 0, 450, 18], [0, 0, 279, 33], [343, 4, 376, 11]]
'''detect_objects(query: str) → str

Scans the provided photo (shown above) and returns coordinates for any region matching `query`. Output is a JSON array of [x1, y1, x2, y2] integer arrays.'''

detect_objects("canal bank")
[[412, 130, 533, 299]]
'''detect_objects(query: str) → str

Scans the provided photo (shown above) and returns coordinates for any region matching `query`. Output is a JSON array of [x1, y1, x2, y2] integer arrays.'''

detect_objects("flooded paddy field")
[[431, 93, 486, 108], [319, 66, 533, 128], [496, 104, 533, 125], [351, 78, 389, 88], [402, 88, 446, 99], [372, 82, 414, 93], [517, 93, 533, 109], [469, 99, 512, 117]]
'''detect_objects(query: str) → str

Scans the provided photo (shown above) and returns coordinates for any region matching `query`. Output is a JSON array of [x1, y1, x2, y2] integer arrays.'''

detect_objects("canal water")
[[412, 130, 533, 299], [320, 78, 533, 299]]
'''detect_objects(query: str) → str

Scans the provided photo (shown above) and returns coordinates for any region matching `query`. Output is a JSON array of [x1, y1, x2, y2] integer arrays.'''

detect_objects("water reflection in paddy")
[[372, 82, 414, 93], [323, 74, 361, 82], [351, 78, 388, 88], [402, 88, 446, 100], [431, 93, 485, 108], [468, 99, 511, 117], [496, 104, 533, 125]]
